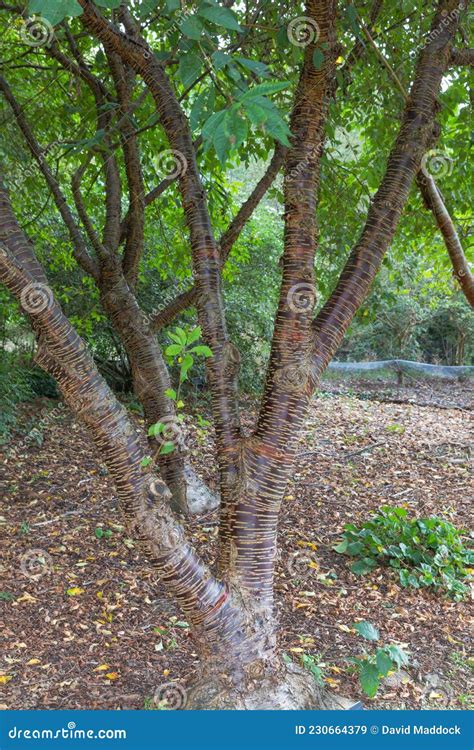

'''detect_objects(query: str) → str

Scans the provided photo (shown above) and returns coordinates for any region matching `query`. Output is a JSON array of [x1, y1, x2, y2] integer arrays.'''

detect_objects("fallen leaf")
[[66, 587, 84, 596]]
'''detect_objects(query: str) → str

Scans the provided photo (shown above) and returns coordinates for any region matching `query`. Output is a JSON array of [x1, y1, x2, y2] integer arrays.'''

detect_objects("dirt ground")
[[1, 380, 472, 710]]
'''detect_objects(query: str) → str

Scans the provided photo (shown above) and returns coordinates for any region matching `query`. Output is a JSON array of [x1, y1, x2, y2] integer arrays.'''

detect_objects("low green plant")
[[335, 506, 473, 600], [350, 620, 409, 698], [142, 326, 213, 466], [95, 527, 113, 541]]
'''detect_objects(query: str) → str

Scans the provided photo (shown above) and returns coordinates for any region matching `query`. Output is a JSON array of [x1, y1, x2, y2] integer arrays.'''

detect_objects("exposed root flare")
[[186, 661, 350, 710]]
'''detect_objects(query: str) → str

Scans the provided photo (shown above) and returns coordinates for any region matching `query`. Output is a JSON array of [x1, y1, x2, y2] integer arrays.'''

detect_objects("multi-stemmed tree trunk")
[[0, 0, 468, 708]]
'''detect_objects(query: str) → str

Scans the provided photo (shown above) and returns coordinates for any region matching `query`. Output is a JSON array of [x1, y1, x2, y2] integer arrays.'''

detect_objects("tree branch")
[[311, 0, 464, 380], [77, 0, 241, 497], [450, 47, 474, 66], [149, 142, 286, 331], [417, 169, 474, 306], [0, 170, 246, 648], [106, 49, 145, 286], [0, 74, 100, 282]]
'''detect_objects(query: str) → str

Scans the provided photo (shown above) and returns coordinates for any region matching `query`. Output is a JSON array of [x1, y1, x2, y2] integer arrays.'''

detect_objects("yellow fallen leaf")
[[26, 659, 41, 666], [289, 647, 304, 653], [0, 676, 12, 684], [325, 677, 340, 687], [105, 672, 119, 680], [447, 634, 461, 645], [163, 669, 170, 677], [338, 624, 353, 633], [329, 666, 342, 674], [93, 664, 110, 672], [66, 587, 84, 596], [336, 56, 344, 64], [16, 593, 37, 603]]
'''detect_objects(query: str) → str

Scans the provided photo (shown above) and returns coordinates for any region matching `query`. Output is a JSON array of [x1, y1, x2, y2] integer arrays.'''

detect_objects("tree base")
[[184, 464, 219, 514], [186, 662, 353, 710]]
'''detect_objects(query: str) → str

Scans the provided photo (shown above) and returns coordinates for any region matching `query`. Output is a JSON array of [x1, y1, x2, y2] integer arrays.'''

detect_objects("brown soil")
[[0, 384, 472, 710]]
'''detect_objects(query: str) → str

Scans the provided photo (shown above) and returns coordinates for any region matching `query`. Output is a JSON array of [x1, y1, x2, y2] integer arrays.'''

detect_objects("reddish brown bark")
[[417, 170, 474, 306], [311, 0, 463, 380]]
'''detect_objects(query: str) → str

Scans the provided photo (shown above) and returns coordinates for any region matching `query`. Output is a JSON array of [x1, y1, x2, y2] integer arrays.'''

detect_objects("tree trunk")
[[99, 259, 218, 514]]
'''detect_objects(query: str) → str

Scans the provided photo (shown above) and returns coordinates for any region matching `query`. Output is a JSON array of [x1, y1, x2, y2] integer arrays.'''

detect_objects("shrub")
[[335, 506, 473, 600]]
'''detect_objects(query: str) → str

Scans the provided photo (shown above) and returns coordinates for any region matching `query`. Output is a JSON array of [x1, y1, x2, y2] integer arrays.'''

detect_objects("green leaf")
[[140, 456, 152, 468], [164, 388, 177, 401], [139, 0, 160, 18], [376, 648, 394, 677], [211, 51, 231, 70], [239, 81, 290, 102], [198, 5, 243, 32], [359, 661, 380, 698], [351, 558, 377, 575], [353, 621, 379, 641], [148, 422, 165, 438], [189, 345, 213, 357], [28, 0, 83, 25], [170, 327, 187, 345], [334, 539, 348, 554], [213, 115, 231, 164], [243, 101, 268, 126], [95, 527, 104, 539], [180, 15, 203, 40], [165, 0, 180, 10], [159, 441, 175, 455], [386, 645, 410, 669], [165, 344, 183, 357], [179, 53, 202, 88], [224, 106, 248, 150], [186, 326, 202, 344], [236, 57, 269, 77], [180, 353, 194, 381], [202, 110, 227, 141], [312, 48, 325, 70]]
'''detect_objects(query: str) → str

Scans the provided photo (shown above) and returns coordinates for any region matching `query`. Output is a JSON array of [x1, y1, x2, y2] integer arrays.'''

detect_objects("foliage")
[[335, 507, 474, 600], [350, 620, 410, 698]]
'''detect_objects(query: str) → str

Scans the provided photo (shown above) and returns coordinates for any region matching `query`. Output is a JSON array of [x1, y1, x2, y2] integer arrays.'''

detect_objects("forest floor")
[[1, 379, 472, 711]]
